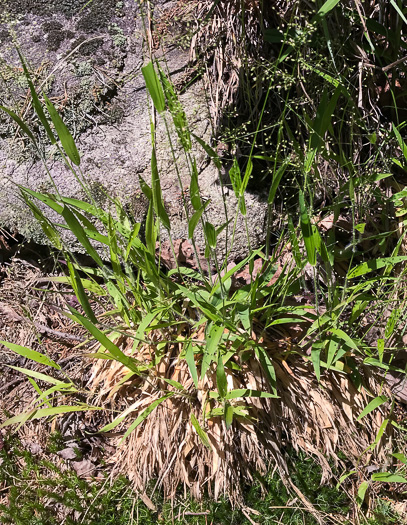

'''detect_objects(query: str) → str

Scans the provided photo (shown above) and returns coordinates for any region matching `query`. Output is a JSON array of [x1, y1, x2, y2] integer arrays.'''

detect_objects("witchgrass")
[[1, 0, 407, 521]]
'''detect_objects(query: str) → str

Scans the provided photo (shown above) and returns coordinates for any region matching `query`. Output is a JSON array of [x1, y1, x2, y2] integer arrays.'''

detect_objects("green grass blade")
[[192, 134, 222, 170], [224, 389, 278, 400], [190, 413, 212, 449], [254, 344, 277, 395], [357, 395, 389, 421], [229, 158, 242, 198], [43, 93, 80, 165], [299, 190, 316, 266], [142, 62, 165, 114], [201, 322, 224, 378], [120, 393, 174, 443], [0, 405, 101, 429], [348, 257, 407, 279], [216, 353, 228, 399], [151, 145, 171, 230], [68, 308, 139, 373], [185, 342, 199, 388], [268, 161, 288, 204], [17, 48, 56, 144], [188, 201, 209, 240], [190, 160, 201, 211], [0, 341, 60, 370], [0, 105, 37, 144], [66, 255, 98, 324]]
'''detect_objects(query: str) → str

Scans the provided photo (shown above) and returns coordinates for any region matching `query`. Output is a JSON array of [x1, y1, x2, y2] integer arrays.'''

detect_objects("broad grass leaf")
[[268, 160, 288, 204], [201, 322, 224, 378], [371, 472, 407, 483], [311, 342, 321, 381], [356, 481, 369, 507], [142, 62, 165, 113], [315, 0, 341, 19], [299, 190, 316, 266], [254, 344, 277, 395], [348, 257, 407, 279], [20, 187, 63, 214], [17, 49, 56, 144], [0, 341, 60, 370], [6, 366, 66, 385], [190, 413, 212, 449], [225, 402, 234, 430], [225, 389, 277, 400], [65, 255, 98, 324], [240, 158, 253, 196], [330, 328, 359, 350], [190, 160, 201, 210], [216, 353, 228, 399], [188, 201, 209, 240], [0, 105, 36, 144], [69, 308, 139, 373], [204, 222, 216, 249], [192, 134, 221, 170], [0, 405, 101, 429], [151, 145, 170, 230], [62, 206, 104, 267], [21, 195, 63, 250], [43, 93, 80, 165], [357, 395, 389, 421], [393, 452, 407, 465], [390, 0, 407, 25], [120, 393, 174, 443], [229, 158, 242, 198], [185, 342, 199, 388]]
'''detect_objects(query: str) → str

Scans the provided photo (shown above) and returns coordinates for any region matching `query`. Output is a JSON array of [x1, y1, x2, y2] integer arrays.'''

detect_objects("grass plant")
[[1, 0, 407, 521]]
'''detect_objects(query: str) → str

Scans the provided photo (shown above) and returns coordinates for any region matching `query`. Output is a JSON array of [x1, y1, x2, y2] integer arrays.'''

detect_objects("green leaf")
[[185, 342, 199, 389], [371, 472, 407, 483], [151, 145, 171, 230], [299, 190, 316, 266], [190, 413, 212, 449], [204, 222, 217, 249], [17, 49, 56, 144], [68, 309, 139, 373], [268, 161, 288, 205], [0, 105, 36, 144], [0, 405, 100, 429], [314, 0, 341, 19], [356, 481, 369, 507], [192, 134, 222, 170], [225, 402, 234, 430], [188, 201, 209, 240], [201, 322, 224, 378], [0, 341, 60, 370], [190, 160, 201, 211], [229, 158, 242, 198], [43, 93, 80, 165], [357, 395, 389, 421], [224, 389, 278, 400], [120, 393, 173, 443], [61, 208, 103, 267], [392, 452, 407, 465], [65, 255, 98, 324], [348, 257, 407, 279], [216, 353, 228, 399], [6, 366, 67, 386], [311, 343, 321, 381], [254, 344, 277, 394], [142, 62, 166, 113]]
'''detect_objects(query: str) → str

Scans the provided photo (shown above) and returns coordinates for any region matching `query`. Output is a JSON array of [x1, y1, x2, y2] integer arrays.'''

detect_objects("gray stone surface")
[[0, 0, 267, 262]]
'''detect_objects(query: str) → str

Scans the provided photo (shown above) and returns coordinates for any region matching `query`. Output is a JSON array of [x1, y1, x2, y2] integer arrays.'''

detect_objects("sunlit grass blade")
[[17, 48, 56, 144], [0, 405, 101, 430], [65, 254, 98, 324], [43, 93, 80, 166], [120, 393, 174, 443], [190, 413, 212, 449], [0, 341, 61, 369], [142, 61, 165, 114], [0, 105, 37, 144], [201, 322, 224, 378], [299, 190, 316, 266]]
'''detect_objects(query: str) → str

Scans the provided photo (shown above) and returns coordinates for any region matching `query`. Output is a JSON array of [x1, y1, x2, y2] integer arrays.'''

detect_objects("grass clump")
[[1, 0, 407, 522]]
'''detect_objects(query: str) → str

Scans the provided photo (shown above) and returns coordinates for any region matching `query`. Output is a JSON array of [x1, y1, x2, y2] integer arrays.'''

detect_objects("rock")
[[0, 0, 268, 263]]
